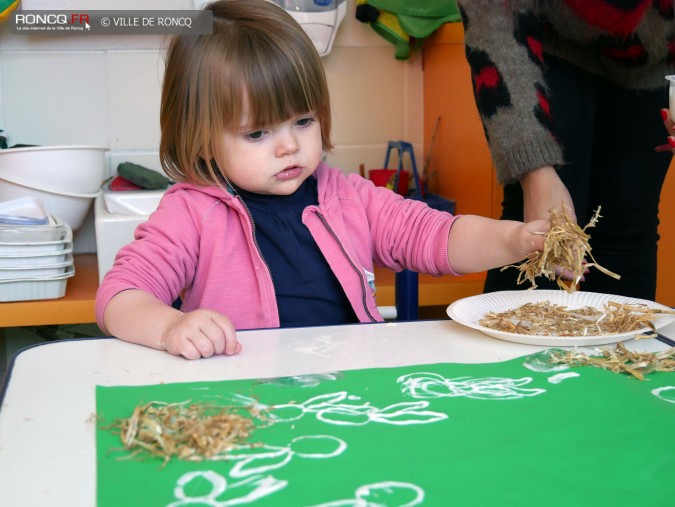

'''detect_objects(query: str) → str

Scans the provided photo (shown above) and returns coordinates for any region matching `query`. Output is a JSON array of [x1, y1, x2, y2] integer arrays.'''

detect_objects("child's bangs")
[[241, 46, 322, 128]]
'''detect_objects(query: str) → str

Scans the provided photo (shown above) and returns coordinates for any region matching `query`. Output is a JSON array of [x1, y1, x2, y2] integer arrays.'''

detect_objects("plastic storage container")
[[0, 253, 73, 280], [0, 248, 72, 268], [0, 214, 75, 301], [0, 266, 74, 302], [0, 215, 71, 252]]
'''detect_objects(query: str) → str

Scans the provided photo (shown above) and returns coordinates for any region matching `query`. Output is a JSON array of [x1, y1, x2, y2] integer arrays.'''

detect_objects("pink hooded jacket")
[[95, 163, 459, 334]]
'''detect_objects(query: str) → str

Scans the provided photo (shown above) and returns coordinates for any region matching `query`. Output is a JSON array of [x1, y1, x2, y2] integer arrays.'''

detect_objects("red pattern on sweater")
[[526, 35, 543, 63], [601, 43, 646, 60], [474, 66, 501, 92], [536, 88, 551, 119], [564, 0, 652, 36], [654, 0, 675, 18]]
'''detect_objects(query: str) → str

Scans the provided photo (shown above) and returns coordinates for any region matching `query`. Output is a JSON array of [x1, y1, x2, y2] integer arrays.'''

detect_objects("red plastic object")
[[109, 175, 143, 191], [368, 169, 409, 196]]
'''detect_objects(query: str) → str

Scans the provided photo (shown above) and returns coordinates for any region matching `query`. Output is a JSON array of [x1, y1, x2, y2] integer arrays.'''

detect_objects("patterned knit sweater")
[[457, 0, 675, 184]]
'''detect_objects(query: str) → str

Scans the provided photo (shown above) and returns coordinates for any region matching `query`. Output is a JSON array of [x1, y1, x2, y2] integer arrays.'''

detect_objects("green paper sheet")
[[96, 353, 675, 506]]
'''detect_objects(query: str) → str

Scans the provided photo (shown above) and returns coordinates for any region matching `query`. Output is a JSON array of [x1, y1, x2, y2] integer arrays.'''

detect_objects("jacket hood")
[[163, 179, 235, 201]]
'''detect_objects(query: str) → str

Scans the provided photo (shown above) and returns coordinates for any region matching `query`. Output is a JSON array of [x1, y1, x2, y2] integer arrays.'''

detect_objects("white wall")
[[0, 0, 424, 252]]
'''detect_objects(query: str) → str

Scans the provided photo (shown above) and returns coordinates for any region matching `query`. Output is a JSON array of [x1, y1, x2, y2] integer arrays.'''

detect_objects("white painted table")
[[0, 319, 671, 506]]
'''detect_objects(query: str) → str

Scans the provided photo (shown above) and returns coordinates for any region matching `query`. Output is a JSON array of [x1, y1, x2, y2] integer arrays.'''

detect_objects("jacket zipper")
[[315, 211, 377, 322], [237, 196, 277, 299]]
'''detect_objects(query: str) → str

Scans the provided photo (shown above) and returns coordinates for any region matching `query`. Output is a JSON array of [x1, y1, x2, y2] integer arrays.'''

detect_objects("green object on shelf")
[[356, 0, 460, 60], [117, 162, 172, 190], [370, 0, 460, 38]]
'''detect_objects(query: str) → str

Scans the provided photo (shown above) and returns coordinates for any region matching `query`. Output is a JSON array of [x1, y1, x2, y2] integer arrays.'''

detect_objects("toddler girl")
[[96, 0, 548, 359]]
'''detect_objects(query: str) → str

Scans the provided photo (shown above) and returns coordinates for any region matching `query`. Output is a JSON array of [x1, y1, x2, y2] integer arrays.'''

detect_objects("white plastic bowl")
[[0, 145, 108, 195], [0, 178, 99, 231]]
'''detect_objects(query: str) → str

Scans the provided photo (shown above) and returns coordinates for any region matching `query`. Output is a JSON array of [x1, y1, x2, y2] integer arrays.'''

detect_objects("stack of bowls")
[[0, 198, 75, 302], [0, 145, 108, 231]]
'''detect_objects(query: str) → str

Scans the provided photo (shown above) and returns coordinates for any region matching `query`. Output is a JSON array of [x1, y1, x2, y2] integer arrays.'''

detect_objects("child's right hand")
[[520, 218, 548, 254], [160, 309, 241, 360]]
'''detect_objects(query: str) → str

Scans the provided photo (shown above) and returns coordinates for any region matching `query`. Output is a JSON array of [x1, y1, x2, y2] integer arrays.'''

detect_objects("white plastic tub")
[[95, 189, 165, 283], [0, 247, 72, 268], [102, 189, 166, 214], [0, 253, 73, 279], [0, 265, 75, 302], [0, 214, 68, 243], [0, 215, 72, 252], [0, 239, 72, 255]]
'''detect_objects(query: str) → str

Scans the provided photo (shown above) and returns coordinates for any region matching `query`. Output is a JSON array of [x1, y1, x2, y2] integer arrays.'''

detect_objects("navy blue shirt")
[[236, 177, 358, 328]]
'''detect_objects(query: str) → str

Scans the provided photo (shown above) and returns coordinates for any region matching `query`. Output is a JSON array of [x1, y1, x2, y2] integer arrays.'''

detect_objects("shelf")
[[0, 254, 98, 327]]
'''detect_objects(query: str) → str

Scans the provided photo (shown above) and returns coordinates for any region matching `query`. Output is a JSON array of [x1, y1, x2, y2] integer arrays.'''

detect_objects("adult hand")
[[520, 165, 575, 223], [160, 309, 241, 360]]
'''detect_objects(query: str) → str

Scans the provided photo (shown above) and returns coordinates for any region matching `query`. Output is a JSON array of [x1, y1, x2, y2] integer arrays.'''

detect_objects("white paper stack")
[[0, 198, 75, 302]]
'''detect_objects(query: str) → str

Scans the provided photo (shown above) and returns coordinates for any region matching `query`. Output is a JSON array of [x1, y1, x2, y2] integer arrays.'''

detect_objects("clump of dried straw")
[[505, 205, 620, 292], [109, 400, 268, 465], [546, 342, 675, 381], [479, 301, 675, 337]]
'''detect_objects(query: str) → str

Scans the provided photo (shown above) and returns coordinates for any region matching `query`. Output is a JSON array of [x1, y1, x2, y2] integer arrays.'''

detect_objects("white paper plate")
[[446, 290, 675, 346]]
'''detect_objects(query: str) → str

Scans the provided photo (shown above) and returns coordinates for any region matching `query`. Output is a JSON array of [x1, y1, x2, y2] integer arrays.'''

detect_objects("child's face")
[[215, 109, 323, 196]]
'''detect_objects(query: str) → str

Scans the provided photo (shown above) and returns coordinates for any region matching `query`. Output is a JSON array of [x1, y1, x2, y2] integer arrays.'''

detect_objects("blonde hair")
[[160, 0, 333, 186]]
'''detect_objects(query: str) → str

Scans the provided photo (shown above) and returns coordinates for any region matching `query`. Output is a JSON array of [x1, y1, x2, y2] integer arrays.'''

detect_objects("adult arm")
[[459, 0, 569, 224]]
